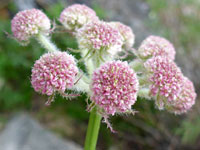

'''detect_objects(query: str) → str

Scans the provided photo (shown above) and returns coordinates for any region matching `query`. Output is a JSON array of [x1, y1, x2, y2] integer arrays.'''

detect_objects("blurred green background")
[[0, 0, 200, 150]]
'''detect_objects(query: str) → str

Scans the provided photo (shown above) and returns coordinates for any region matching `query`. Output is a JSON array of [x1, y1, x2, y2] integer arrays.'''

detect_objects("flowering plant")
[[11, 4, 196, 150]]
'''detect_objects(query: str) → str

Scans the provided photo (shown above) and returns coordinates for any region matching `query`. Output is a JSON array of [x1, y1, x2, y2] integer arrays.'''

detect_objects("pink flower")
[[77, 21, 123, 56], [138, 35, 176, 60], [109, 22, 135, 49], [59, 4, 99, 31], [167, 77, 196, 114], [144, 56, 183, 109], [91, 61, 139, 115], [11, 8, 51, 42], [31, 51, 78, 96]]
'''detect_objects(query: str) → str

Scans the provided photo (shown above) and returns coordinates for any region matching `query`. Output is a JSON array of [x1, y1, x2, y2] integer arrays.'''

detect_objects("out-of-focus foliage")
[[176, 117, 200, 144], [148, 0, 200, 52]]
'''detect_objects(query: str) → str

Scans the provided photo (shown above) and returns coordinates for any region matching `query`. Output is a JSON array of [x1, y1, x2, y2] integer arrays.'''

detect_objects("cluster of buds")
[[136, 36, 196, 114], [11, 4, 196, 132]]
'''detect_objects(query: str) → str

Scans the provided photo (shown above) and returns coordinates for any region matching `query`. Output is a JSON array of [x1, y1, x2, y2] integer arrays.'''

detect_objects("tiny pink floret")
[[138, 35, 176, 60], [11, 8, 51, 42], [31, 51, 78, 96], [144, 56, 183, 109], [59, 4, 99, 31], [91, 61, 139, 115]]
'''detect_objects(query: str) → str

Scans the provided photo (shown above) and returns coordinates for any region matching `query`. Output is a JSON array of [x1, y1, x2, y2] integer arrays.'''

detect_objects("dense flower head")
[[167, 77, 196, 114], [11, 8, 51, 42], [31, 51, 78, 96], [59, 4, 99, 31], [138, 35, 176, 60], [144, 56, 183, 109], [91, 61, 139, 115], [109, 22, 135, 49], [77, 21, 123, 56]]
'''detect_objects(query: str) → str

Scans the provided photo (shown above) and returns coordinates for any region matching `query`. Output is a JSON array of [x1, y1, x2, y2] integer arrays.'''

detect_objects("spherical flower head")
[[144, 56, 183, 109], [11, 8, 51, 43], [59, 4, 99, 31], [76, 21, 123, 56], [31, 51, 78, 96], [167, 77, 196, 114], [109, 22, 135, 49], [138, 35, 176, 60], [91, 61, 139, 115]]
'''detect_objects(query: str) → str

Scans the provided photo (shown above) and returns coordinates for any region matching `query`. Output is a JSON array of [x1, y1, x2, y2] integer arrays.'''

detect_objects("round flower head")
[[91, 61, 139, 115], [77, 21, 123, 57], [167, 77, 196, 114], [59, 4, 99, 31], [11, 8, 51, 43], [31, 51, 78, 96], [109, 22, 135, 49], [144, 56, 183, 110], [138, 35, 176, 60]]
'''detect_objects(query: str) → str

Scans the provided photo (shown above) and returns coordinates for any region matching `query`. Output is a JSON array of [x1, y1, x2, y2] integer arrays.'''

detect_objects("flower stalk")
[[84, 107, 102, 150], [37, 34, 58, 52]]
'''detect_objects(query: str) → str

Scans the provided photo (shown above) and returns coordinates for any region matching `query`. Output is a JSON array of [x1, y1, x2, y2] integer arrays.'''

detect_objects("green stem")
[[37, 34, 59, 52], [84, 107, 102, 150]]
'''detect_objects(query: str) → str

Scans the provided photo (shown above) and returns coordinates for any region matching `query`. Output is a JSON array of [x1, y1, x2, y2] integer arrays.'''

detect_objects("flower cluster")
[[91, 61, 139, 115], [76, 21, 123, 57], [109, 22, 135, 49], [31, 52, 78, 96], [144, 56, 183, 110], [11, 4, 197, 133], [59, 4, 99, 31], [138, 35, 176, 60], [11, 8, 51, 43]]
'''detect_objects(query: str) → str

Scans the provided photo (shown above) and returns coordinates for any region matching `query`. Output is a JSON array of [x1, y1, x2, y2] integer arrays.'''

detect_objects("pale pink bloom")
[[77, 21, 123, 56], [167, 77, 196, 114], [91, 61, 139, 115], [59, 4, 99, 31], [11, 8, 51, 42], [31, 51, 78, 96], [138, 35, 176, 60], [109, 22, 135, 49], [144, 56, 183, 109]]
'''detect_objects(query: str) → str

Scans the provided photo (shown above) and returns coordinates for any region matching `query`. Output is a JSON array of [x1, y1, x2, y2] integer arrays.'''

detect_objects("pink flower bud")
[[59, 4, 99, 31], [144, 56, 183, 109], [31, 51, 78, 96], [167, 77, 196, 114], [138, 36, 176, 60], [77, 21, 123, 56], [11, 9, 51, 42], [91, 61, 139, 115], [109, 22, 135, 49]]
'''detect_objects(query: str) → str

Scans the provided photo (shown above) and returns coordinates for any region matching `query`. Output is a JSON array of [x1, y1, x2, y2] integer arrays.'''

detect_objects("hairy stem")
[[84, 107, 102, 150], [37, 34, 59, 52]]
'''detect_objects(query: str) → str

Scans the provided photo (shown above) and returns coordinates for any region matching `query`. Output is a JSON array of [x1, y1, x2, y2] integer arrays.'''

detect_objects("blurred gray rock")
[[0, 114, 82, 150]]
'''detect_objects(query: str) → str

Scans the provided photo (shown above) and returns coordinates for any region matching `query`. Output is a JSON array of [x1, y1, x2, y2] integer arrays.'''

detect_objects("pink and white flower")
[[59, 4, 99, 31], [91, 61, 139, 115], [77, 21, 123, 56], [31, 51, 78, 96], [167, 77, 196, 114], [109, 22, 135, 49], [144, 56, 183, 109], [138, 35, 176, 60], [11, 8, 51, 42]]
